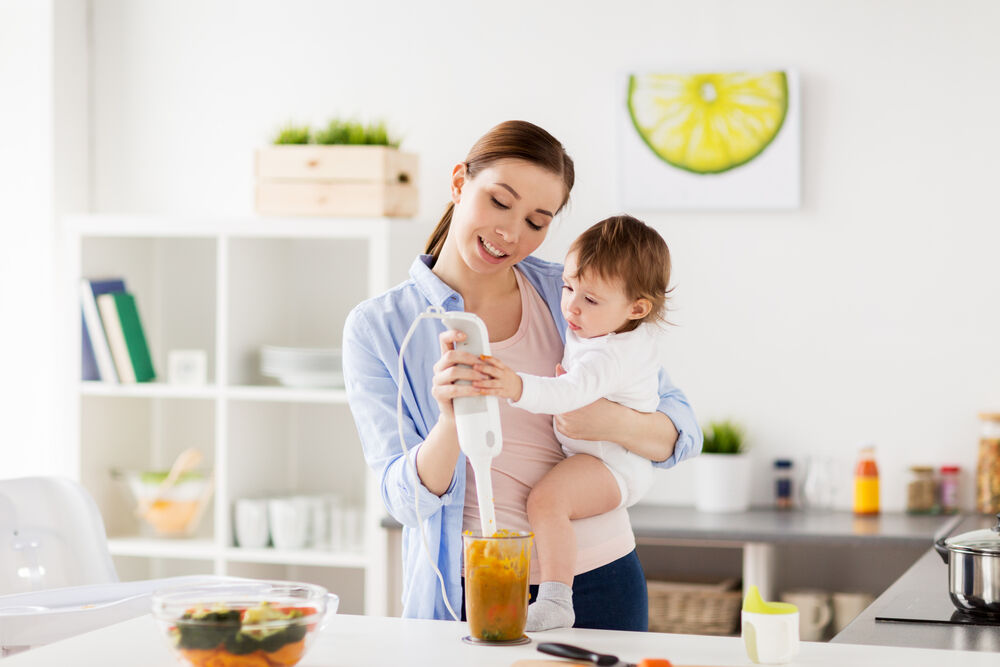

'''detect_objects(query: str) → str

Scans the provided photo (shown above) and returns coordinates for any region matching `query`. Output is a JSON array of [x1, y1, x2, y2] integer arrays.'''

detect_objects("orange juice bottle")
[[853, 444, 880, 515]]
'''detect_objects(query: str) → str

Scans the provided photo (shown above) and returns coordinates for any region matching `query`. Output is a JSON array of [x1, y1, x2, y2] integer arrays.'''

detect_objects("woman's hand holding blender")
[[415, 329, 488, 496]]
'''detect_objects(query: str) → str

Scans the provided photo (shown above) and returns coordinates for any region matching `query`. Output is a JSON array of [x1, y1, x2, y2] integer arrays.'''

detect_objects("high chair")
[[0, 477, 233, 655], [0, 476, 117, 595]]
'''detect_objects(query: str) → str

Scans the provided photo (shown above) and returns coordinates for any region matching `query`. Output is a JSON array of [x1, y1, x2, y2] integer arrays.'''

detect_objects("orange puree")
[[463, 531, 532, 642]]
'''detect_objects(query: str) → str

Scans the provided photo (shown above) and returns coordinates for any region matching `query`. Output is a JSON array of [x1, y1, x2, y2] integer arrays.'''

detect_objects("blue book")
[[80, 277, 127, 382], [81, 313, 99, 381]]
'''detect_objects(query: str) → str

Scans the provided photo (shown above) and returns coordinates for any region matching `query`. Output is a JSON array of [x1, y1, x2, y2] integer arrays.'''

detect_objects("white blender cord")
[[394, 305, 465, 622]]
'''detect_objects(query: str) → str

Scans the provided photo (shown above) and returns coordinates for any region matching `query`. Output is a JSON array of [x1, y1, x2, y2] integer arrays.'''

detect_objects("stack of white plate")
[[260, 346, 343, 388]]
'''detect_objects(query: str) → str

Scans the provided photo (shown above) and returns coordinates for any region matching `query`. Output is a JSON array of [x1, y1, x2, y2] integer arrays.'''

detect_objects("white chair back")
[[0, 477, 117, 595]]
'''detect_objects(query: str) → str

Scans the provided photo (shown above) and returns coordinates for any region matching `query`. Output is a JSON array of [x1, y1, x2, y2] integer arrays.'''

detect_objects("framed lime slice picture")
[[619, 69, 800, 210], [628, 71, 788, 174]]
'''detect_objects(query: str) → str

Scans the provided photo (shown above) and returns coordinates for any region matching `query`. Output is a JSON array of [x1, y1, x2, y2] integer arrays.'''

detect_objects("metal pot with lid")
[[935, 513, 1000, 616]]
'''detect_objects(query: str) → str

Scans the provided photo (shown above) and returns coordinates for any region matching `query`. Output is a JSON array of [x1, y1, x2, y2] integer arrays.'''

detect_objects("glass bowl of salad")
[[152, 580, 336, 666]]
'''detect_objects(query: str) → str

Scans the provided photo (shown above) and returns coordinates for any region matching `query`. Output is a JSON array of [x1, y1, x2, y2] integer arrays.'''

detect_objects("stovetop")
[[875, 591, 1000, 627]]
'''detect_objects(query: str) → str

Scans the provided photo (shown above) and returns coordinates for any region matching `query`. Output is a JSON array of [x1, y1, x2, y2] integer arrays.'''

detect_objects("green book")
[[96, 291, 156, 383]]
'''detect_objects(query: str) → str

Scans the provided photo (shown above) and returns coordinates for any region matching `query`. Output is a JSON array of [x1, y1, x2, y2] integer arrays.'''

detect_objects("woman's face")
[[447, 158, 566, 275]]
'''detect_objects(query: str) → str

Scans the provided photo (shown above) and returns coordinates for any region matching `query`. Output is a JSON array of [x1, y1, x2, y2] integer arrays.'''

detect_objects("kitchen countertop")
[[381, 509, 993, 650], [831, 514, 1000, 653], [8, 611, 1000, 666], [627, 505, 959, 546]]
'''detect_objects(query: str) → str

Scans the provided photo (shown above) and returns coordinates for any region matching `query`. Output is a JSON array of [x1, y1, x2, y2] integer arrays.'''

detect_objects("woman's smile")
[[478, 235, 509, 262]]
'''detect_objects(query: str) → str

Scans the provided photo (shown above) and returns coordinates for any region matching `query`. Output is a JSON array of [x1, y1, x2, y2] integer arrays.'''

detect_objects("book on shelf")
[[81, 313, 98, 381], [80, 277, 126, 383], [96, 291, 156, 383]]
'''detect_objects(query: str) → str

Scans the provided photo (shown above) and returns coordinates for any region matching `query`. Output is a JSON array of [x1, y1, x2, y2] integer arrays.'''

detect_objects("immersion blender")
[[442, 312, 503, 536]]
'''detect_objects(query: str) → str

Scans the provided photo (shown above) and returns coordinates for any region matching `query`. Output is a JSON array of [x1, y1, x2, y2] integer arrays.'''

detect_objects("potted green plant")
[[695, 420, 752, 513], [272, 122, 311, 145], [255, 118, 418, 217]]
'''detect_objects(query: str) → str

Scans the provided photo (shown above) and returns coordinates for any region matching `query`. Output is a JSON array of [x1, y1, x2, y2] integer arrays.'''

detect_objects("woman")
[[342, 120, 701, 630]]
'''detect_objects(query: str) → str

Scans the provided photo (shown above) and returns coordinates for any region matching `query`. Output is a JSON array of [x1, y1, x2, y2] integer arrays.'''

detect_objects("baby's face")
[[560, 252, 641, 339]]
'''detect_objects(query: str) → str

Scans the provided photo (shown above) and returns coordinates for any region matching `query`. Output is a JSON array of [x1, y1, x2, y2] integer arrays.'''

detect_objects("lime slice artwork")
[[627, 71, 789, 175]]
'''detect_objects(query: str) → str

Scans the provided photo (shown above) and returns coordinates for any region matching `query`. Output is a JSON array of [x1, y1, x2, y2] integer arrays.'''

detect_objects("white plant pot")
[[695, 453, 752, 513]]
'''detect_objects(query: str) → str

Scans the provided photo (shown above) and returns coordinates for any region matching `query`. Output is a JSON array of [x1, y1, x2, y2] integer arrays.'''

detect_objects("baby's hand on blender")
[[472, 356, 523, 401], [431, 329, 490, 421]]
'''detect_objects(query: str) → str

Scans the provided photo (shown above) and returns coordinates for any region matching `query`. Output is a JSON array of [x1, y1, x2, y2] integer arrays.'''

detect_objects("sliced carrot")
[[179, 648, 218, 667], [203, 650, 271, 667], [264, 638, 307, 667]]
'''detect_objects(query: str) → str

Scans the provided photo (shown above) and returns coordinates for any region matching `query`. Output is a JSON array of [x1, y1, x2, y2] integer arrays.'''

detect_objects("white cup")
[[307, 496, 330, 549], [268, 497, 309, 550], [742, 610, 800, 664], [832, 592, 874, 634], [328, 505, 344, 552], [233, 498, 269, 549], [291, 495, 328, 548], [779, 590, 832, 641], [342, 507, 364, 552]]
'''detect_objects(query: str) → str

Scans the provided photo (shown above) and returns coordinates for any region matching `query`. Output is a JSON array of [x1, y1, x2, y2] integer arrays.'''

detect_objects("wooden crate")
[[255, 181, 418, 218], [254, 145, 419, 217], [256, 145, 418, 184]]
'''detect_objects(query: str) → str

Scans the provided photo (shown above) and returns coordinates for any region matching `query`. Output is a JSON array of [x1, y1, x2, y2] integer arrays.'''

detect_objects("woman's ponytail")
[[424, 202, 454, 261]]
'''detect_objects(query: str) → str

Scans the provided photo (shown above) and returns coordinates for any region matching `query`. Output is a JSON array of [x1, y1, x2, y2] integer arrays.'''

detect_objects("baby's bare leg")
[[528, 453, 622, 584], [525, 454, 622, 631]]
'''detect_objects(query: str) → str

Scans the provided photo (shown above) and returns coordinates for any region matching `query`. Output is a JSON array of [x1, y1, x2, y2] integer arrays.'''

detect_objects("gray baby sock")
[[525, 581, 575, 631]]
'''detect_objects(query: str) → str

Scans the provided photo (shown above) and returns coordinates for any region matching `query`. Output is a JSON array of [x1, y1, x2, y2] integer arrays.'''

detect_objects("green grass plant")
[[272, 123, 311, 145], [312, 119, 399, 147], [702, 420, 745, 454]]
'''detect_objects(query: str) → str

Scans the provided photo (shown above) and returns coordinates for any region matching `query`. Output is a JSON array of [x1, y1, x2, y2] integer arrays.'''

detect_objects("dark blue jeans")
[[462, 549, 648, 631]]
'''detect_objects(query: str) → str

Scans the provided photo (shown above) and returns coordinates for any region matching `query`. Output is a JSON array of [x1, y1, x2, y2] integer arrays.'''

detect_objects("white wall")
[[0, 2, 57, 478], [0, 0, 89, 480], [75, 0, 1000, 509]]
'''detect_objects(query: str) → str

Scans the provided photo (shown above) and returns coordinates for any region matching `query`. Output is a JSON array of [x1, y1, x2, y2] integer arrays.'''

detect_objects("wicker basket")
[[647, 578, 742, 635]]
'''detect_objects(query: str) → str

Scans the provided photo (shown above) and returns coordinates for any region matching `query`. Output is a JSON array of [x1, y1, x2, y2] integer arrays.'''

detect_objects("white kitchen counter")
[[6, 612, 1000, 667]]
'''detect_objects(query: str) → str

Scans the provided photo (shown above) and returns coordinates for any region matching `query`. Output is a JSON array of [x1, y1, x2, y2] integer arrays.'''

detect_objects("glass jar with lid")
[[906, 465, 936, 514], [939, 465, 960, 514], [977, 413, 1000, 513], [773, 459, 793, 509]]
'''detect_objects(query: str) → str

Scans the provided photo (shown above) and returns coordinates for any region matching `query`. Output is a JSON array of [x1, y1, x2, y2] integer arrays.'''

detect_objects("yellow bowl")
[[124, 471, 213, 536]]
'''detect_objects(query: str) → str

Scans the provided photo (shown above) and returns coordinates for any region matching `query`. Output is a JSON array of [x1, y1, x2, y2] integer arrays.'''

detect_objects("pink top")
[[463, 268, 636, 583]]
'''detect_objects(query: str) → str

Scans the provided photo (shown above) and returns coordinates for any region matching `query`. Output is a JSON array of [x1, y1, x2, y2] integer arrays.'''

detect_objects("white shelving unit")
[[61, 214, 428, 616]]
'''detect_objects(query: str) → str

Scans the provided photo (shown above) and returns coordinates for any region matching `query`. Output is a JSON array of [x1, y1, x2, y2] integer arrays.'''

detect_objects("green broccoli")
[[175, 609, 241, 650], [221, 602, 307, 654]]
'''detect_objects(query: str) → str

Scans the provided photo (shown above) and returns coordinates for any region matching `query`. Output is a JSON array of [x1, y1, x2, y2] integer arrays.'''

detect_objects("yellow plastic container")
[[853, 445, 880, 515], [742, 585, 800, 664]]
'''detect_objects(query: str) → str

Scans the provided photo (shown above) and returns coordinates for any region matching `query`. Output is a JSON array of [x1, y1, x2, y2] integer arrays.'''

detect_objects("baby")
[[473, 214, 671, 631]]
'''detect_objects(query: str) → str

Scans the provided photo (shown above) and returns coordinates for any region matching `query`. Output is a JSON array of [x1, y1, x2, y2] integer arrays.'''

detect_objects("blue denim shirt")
[[342, 254, 702, 619]]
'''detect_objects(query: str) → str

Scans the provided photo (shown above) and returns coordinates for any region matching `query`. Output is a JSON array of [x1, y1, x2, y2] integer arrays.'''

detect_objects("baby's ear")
[[628, 298, 652, 321]]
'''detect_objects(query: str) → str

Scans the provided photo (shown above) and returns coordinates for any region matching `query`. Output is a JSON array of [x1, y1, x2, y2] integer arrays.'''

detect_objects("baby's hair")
[[569, 215, 671, 332]]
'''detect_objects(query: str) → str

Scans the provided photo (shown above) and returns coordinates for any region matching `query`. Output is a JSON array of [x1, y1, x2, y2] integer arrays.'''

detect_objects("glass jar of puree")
[[463, 531, 533, 643]]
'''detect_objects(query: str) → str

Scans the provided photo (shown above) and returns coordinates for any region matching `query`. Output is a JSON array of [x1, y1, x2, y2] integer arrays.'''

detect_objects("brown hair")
[[424, 120, 575, 260], [569, 215, 672, 333]]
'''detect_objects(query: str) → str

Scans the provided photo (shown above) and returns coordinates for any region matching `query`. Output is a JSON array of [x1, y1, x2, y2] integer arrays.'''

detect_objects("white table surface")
[[6, 613, 1000, 667]]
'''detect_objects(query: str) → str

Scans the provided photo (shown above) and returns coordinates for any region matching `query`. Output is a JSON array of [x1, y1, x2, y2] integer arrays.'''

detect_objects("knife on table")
[[535, 642, 672, 667]]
